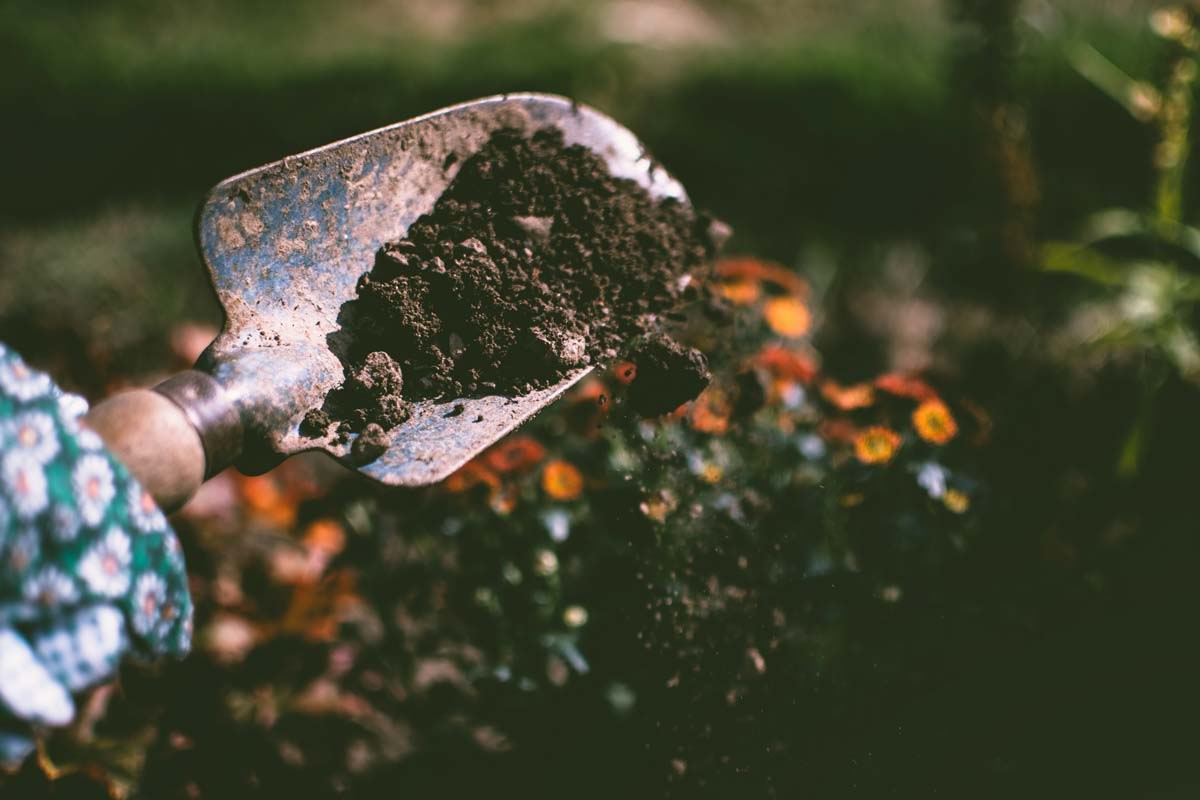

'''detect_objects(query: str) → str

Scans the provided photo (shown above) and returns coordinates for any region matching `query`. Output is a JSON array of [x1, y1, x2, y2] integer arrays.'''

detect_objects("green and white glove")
[[0, 343, 192, 767]]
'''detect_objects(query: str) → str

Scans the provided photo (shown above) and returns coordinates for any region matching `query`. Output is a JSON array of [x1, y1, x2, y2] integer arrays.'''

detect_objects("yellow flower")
[[943, 488, 970, 514], [764, 296, 812, 338], [913, 400, 958, 445], [854, 426, 901, 465], [542, 459, 584, 501]]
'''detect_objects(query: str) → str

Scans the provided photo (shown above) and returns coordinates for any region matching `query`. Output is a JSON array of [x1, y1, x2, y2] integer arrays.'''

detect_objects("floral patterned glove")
[[0, 343, 192, 767]]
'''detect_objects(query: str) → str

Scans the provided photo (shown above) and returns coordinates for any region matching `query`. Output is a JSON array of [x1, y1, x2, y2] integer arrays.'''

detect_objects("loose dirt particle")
[[299, 408, 334, 438], [350, 422, 389, 464], [626, 335, 712, 417]]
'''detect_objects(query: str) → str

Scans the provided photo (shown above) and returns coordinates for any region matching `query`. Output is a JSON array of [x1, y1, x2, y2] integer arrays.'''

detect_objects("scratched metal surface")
[[193, 93, 690, 485]]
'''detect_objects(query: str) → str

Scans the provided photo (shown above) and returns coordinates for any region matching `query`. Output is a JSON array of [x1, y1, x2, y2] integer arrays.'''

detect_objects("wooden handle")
[[83, 389, 207, 513]]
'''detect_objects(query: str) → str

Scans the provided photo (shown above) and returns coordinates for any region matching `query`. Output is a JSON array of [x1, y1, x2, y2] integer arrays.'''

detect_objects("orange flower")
[[239, 474, 281, 512], [717, 278, 761, 306], [275, 570, 360, 642], [273, 520, 348, 585], [667, 401, 691, 421], [238, 474, 296, 528], [303, 519, 346, 557], [854, 426, 901, 465], [763, 296, 812, 338], [542, 460, 584, 500], [754, 346, 817, 384], [444, 461, 500, 493], [913, 400, 958, 445], [612, 361, 638, 384], [821, 380, 875, 410], [689, 388, 731, 434], [484, 435, 547, 473], [715, 258, 809, 297], [573, 377, 608, 402], [874, 372, 937, 401]]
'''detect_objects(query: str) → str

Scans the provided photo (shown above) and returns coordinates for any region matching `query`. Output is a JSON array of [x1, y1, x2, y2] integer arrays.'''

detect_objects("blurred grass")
[[1, 0, 954, 230], [0, 203, 206, 392], [0, 0, 1163, 384]]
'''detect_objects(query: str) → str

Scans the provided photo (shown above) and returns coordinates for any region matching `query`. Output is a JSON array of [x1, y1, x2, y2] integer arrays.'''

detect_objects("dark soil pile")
[[303, 126, 723, 443]]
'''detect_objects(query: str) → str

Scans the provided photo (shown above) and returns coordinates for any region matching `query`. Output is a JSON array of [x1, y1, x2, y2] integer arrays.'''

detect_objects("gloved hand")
[[0, 343, 192, 767]]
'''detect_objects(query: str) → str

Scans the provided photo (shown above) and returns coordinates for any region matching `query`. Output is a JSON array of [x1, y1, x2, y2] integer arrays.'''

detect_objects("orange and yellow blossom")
[[913, 400, 958, 445], [764, 296, 812, 338], [542, 459, 585, 501], [854, 426, 902, 465]]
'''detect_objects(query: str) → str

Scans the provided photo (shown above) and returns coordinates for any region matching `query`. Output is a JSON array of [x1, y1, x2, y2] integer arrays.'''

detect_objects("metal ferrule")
[[154, 370, 244, 479]]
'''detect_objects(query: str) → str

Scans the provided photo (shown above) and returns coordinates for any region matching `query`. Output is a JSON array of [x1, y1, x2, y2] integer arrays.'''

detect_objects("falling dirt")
[[625, 334, 712, 417]]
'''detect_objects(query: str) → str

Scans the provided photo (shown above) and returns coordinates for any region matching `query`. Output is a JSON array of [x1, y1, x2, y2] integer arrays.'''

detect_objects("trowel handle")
[[84, 371, 243, 513]]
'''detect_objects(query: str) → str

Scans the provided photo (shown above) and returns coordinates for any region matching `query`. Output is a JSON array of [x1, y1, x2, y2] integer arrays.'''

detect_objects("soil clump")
[[304, 126, 724, 445]]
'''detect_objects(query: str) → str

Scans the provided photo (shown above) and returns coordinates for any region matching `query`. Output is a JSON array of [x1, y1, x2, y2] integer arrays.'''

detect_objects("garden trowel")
[[83, 94, 690, 511]]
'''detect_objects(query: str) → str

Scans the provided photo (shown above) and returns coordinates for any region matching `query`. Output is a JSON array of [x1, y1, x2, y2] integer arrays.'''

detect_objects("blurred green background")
[[0, 0, 1159, 385]]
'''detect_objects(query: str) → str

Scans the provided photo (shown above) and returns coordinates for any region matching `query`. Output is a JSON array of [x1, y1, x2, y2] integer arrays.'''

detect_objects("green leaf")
[[1065, 40, 1161, 122], [1040, 242, 1127, 286]]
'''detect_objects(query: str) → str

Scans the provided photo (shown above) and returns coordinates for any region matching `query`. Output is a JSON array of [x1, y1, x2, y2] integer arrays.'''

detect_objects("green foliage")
[[1044, 5, 1200, 473]]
